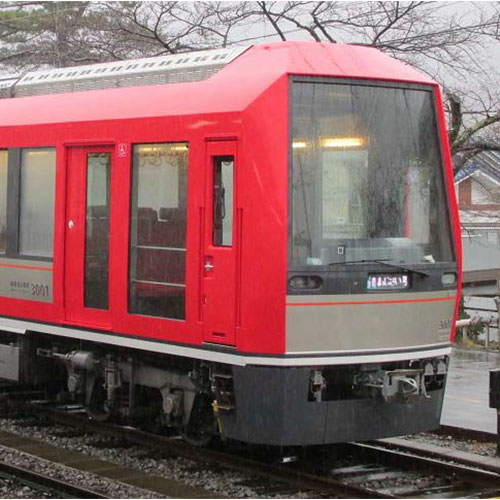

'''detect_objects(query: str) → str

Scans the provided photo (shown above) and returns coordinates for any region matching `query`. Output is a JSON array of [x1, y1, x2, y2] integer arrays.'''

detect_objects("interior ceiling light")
[[321, 137, 364, 148], [138, 144, 188, 153]]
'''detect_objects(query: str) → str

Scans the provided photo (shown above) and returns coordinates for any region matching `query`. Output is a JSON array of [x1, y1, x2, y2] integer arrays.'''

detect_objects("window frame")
[[287, 75, 456, 270]]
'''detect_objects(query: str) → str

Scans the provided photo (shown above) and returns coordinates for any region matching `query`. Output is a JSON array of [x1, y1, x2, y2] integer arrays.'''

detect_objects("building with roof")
[[462, 235, 500, 295], [455, 149, 500, 247], [454, 149, 500, 295]]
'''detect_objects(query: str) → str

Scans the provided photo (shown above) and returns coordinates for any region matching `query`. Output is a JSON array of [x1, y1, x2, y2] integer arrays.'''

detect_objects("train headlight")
[[289, 275, 323, 290], [441, 273, 457, 285]]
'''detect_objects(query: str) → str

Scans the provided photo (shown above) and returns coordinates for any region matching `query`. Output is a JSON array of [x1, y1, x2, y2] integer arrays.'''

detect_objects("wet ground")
[[441, 346, 500, 433]]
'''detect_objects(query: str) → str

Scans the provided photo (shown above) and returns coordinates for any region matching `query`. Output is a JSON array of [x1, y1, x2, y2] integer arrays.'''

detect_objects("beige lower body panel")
[[0, 315, 450, 367], [0, 258, 53, 303], [286, 290, 457, 354]]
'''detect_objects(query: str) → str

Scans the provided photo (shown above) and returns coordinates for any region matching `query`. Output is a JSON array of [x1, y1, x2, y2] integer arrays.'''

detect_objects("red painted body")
[[0, 42, 461, 353]]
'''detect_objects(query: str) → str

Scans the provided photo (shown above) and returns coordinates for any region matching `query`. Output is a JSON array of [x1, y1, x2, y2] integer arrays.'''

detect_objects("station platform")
[[441, 346, 500, 433]]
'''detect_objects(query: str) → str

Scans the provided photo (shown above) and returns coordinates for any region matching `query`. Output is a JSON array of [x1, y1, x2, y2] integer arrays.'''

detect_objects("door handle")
[[204, 262, 214, 271], [68, 220, 74, 229]]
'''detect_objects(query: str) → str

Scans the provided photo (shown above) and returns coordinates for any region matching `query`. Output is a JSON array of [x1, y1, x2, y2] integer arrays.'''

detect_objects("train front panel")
[[218, 74, 460, 445]]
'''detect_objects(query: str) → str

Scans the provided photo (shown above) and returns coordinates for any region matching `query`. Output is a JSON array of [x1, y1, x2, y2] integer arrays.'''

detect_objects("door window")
[[84, 153, 110, 310], [213, 157, 234, 247]]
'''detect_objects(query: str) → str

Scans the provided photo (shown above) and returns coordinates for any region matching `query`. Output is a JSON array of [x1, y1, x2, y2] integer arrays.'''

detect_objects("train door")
[[202, 141, 238, 345], [64, 146, 113, 329]]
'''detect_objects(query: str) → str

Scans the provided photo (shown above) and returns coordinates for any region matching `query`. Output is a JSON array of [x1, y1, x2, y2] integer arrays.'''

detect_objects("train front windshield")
[[289, 79, 455, 268]]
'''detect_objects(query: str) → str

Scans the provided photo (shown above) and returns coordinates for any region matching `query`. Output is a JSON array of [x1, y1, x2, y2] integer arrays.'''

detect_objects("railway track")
[[0, 458, 108, 498], [340, 441, 500, 498], [432, 424, 497, 443], [25, 401, 500, 499]]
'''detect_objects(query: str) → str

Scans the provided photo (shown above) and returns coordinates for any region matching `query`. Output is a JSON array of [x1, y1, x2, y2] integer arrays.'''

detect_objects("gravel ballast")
[[2, 414, 496, 498], [0, 417, 317, 498]]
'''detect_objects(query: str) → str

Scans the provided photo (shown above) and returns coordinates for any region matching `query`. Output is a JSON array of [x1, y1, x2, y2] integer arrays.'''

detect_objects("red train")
[[0, 41, 461, 445]]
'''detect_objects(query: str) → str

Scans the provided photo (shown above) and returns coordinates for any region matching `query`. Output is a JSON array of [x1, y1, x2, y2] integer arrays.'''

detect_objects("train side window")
[[0, 151, 7, 254], [213, 157, 234, 247], [18, 148, 56, 258], [129, 142, 188, 320]]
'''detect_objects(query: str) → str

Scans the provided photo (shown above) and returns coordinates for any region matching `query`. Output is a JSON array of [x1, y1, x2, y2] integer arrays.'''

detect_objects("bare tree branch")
[[1, 1, 500, 176]]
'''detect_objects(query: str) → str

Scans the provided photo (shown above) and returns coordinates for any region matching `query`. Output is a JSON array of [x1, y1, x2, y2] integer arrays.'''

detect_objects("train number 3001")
[[31, 283, 50, 297]]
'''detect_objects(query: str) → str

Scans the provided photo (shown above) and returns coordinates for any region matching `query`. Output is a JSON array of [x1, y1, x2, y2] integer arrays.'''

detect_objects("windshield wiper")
[[328, 259, 429, 277]]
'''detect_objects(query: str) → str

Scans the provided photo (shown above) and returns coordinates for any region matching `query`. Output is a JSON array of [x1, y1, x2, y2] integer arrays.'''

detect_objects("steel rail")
[[432, 424, 497, 443], [369, 436, 500, 475], [0, 459, 108, 498], [346, 441, 500, 497]]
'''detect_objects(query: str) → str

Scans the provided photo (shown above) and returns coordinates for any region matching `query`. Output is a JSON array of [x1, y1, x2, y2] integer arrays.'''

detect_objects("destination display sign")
[[366, 273, 409, 291]]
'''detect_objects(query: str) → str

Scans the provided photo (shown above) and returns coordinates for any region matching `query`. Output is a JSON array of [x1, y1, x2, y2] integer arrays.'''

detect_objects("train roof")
[[0, 41, 436, 127]]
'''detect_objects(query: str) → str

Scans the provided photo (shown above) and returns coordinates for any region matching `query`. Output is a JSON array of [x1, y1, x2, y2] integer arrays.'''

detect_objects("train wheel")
[[181, 393, 216, 446]]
